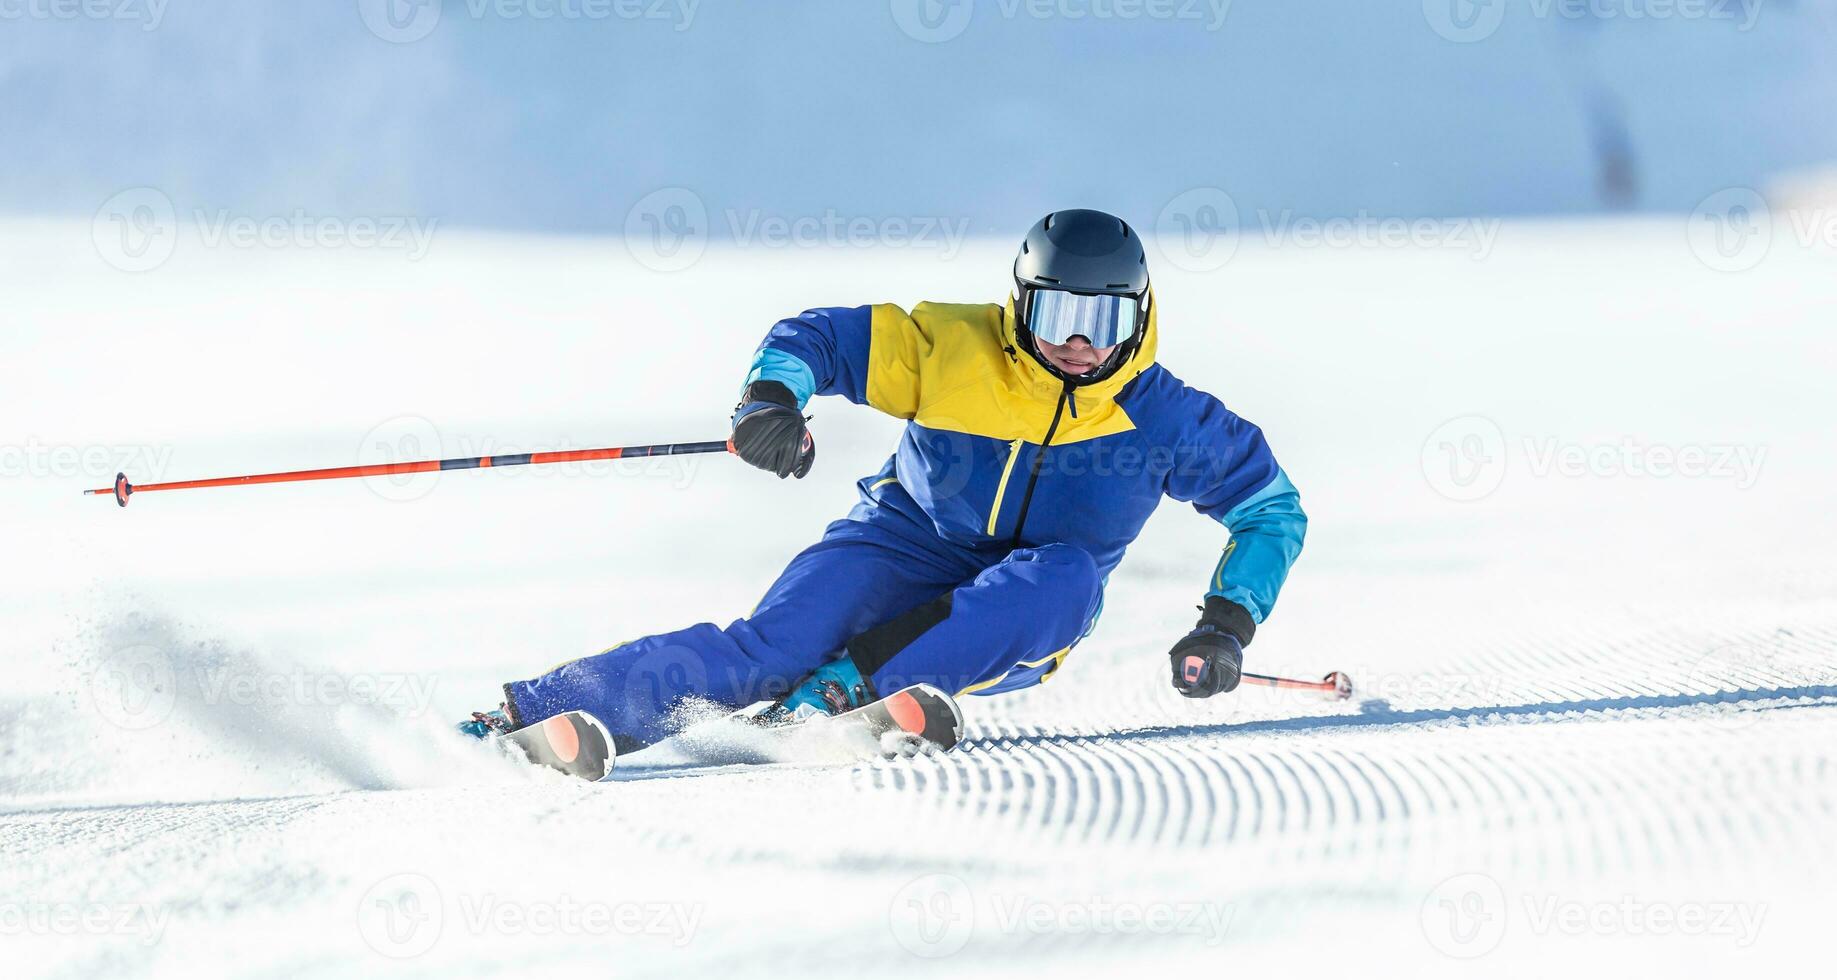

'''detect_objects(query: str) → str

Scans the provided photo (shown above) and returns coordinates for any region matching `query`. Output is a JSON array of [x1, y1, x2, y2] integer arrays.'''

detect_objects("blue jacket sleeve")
[[741, 306, 875, 409], [1163, 391, 1307, 626]]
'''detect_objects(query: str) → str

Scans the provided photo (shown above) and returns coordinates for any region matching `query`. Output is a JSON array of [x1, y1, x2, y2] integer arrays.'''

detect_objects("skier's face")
[[1033, 334, 1116, 377]]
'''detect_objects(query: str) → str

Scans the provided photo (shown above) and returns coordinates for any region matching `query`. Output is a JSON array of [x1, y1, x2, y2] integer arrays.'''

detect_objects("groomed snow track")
[[8, 616, 1833, 978]]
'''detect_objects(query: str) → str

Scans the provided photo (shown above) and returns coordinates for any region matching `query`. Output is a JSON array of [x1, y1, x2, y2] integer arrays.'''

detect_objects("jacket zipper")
[[1007, 380, 1075, 549], [985, 438, 1026, 537]]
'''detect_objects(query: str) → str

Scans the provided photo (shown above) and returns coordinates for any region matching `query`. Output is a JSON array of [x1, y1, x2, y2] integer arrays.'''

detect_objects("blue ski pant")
[[504, 511, 1102, 749]]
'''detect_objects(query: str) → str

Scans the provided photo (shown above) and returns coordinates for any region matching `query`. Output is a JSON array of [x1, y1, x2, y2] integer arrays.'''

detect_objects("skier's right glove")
[[1168, 595, 1254, 698], [730, 380, 815, 479]]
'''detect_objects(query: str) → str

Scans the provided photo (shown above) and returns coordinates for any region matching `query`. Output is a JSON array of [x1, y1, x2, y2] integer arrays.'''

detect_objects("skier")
[[462, 209, 1306, 752]]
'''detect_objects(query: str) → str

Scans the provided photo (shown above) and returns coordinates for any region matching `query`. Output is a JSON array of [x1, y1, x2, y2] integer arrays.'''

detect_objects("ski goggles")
[[1023, 287, 1143, 349]]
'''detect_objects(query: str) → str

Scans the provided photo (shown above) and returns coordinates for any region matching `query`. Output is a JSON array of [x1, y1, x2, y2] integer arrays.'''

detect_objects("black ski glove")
[[1168, 595, 1255, 698], [731, 380, 815, 479]]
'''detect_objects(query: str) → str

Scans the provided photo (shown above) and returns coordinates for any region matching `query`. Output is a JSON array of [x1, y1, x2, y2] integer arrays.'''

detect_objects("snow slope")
[[2, 217, 1834, 977]]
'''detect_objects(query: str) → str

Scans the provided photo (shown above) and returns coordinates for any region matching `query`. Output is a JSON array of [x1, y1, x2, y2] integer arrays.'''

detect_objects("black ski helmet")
[[1012, 209, 1151, 386]]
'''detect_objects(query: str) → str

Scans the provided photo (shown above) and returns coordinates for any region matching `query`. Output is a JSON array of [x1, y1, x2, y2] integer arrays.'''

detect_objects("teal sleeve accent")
[[1220, 468, 1298, 526], [748, 307, 874, 406], [1205, 469, 1306, 624], [742, 347, 818, 409]]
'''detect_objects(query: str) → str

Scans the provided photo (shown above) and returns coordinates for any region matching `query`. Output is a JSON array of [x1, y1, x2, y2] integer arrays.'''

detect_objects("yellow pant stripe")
[[956, 646, 1071, 697]]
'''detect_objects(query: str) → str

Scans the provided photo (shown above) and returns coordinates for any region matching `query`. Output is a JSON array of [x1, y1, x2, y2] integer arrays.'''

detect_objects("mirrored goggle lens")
[[1027, 289, 1140, 348]]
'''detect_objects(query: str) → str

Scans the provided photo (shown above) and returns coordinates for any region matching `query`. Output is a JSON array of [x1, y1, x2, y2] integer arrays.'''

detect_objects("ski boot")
[[759, 657, 877, 724], [457, 705, 516, 739]]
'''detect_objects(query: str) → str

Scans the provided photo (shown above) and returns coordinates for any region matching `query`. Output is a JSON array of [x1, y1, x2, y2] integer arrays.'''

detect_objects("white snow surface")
[[2, 218, 1835, 977]]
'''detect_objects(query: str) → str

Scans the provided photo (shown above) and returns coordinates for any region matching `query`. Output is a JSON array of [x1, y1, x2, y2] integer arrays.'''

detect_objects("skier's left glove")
[[1168, 595, 1255, 698], [730, 380, 815, 479]]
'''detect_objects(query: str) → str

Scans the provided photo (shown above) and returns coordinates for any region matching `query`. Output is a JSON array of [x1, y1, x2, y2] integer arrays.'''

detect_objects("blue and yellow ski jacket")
[[745, 298, 1305, 631]]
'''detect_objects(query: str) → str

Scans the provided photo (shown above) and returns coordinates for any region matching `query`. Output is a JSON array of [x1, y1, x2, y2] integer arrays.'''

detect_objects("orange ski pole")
[[1239, 670, 1355, 700], [86, 439, 735, 508]]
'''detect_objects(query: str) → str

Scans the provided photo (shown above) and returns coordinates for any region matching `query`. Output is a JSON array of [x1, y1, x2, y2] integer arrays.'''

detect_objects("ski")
[[750, 683, 966, 757], [502, 710, 617, 781], [499, 684, 962, 779]]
